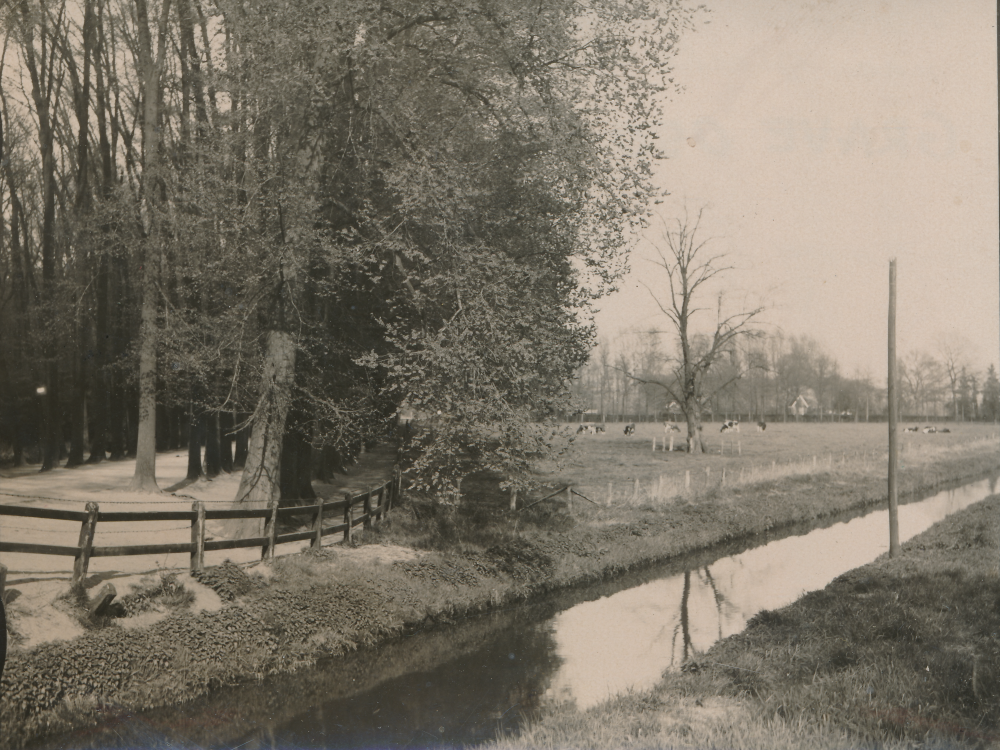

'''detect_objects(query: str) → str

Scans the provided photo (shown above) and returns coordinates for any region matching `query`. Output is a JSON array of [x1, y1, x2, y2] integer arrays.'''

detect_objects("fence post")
[[343, 492, 353, 543], [377, 485, 386, 521], [606, 482, 613, 506], [262, 500, 279, 560], [685, 470, 690, 492], [311, 497, 325, 550], [190, 501, 206, 572], [669, 434, 674, 452], [364, 488, 373, 531], [72, 502, 99, 585]]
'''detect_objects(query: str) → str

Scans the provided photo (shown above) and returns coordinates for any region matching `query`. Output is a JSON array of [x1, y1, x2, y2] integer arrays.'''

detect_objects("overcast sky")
[[593, 0, 999, 380]]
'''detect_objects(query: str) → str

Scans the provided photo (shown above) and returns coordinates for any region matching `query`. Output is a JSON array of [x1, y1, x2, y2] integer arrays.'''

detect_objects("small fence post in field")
[[669, 434, 674, 452], [652, 437, 657, 452], [722, 468, 726, 486], [364, 488, 373, 530], [343, 492, 353, 543], [190, 501, 206, 571], [311, 497, 325, 550], [262, 500, 279, 560], [685, 470, 691, 492], [632, 478, 640, 503], [606, 482, 613, 506], [738, 441, 741, 456], [72, 502, 99, 585]]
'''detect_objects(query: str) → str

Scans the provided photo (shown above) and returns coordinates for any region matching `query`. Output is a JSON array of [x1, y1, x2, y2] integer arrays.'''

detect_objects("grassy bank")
[[2, 429, 998, 748], [489, 494, 1000, 750]]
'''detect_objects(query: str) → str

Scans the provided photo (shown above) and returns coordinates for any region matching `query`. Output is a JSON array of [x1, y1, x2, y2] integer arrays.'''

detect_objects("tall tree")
[[637, 209, 763, 453]]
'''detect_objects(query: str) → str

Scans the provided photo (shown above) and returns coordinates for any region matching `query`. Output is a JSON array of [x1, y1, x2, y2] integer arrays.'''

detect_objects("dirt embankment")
[[2, 443, 997, 749]]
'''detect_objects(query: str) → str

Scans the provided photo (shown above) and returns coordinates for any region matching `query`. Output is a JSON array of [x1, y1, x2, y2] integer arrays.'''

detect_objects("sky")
[[593, 0, 999, 380]]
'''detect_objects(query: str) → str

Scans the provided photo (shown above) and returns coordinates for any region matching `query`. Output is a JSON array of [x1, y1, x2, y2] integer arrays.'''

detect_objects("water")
[[28, 476, 998, 750]]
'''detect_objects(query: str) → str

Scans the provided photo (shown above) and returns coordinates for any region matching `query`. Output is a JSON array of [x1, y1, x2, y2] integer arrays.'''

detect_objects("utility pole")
[[887, 259, 901, 557]]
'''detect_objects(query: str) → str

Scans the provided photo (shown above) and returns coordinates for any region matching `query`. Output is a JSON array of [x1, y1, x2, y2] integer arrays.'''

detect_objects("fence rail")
[[0, 470, 401, 584]]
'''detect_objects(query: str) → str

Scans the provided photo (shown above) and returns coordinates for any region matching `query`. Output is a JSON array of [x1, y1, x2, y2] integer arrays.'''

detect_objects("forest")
[[0, 0, 696, 502]]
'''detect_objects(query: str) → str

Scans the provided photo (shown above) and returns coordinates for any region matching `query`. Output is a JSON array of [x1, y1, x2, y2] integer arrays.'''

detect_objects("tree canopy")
[[1, 0, 697, 502]]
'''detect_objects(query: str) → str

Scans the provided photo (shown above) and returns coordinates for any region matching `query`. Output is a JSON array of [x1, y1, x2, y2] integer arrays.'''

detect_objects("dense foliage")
[[0, 0, 696, 497]]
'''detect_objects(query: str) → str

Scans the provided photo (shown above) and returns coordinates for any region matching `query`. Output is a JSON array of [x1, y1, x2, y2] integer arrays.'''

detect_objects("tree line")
[[571, 330, 1000, 424], [0, 0, 698, 504]]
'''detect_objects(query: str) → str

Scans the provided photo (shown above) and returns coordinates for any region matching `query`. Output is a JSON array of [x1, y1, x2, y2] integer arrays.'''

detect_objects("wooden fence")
[[0, 471, 401, 584]]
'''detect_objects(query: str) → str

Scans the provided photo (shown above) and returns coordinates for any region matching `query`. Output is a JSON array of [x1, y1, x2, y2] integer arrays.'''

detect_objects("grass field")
[[536, 421, 999, 506]]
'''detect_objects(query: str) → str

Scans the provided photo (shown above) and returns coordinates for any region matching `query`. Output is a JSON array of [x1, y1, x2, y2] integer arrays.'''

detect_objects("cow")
[[922, 426, 937, 434], [720, 419, 740, 433], [624, 423, 636, 436], [595, 425, 606, 434], [756, 421, 767, 432], [664, 422, 681, 433], [903, 426, 919, 433], [576, 424, 597, 435]]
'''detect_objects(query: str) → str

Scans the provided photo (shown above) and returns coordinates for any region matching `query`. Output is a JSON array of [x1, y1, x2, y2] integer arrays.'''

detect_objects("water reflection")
[[543, 478, 994, 709]]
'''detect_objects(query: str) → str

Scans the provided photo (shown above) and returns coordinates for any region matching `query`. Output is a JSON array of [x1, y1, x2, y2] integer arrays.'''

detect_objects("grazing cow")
[[595, 425, 606, 434], [720, 419, 740, 433], [576, 424, 598, 435], [922, 426, 937, 434], [756, 421, 767, 432], [624, 423, 636, 436], [664, 422, 681, 433], [904, 426, 919, 433]]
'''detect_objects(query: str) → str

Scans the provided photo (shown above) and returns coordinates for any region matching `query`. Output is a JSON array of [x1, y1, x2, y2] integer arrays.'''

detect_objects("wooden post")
[[72, 502, 99, 585], [658, 474, 664, 500], [632, 478, 640, 503], [262, 500, 279, 560], [722, 467, 726, 485], [311, 497, 325, 550], [606, 482, 613, 506], [652, 437, 657, 452], [669, 434, 674, 452], [364, 488, 373, 530], [684, 470, 690, 491], [343, 492, 353, 543], [190, 501, 206, 571], [377, 485, 386, 521], [887, 258, 901, 556]]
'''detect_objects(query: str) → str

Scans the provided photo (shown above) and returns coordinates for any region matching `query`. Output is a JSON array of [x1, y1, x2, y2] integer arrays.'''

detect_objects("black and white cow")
[[595, 425, 606, 434], [624, 423, 636, 436], [664, 422, 681, 434], [756, 421, 767, 432], [903, 426, 919, 433], [922, 426, 937, 434], [720, 419, 740, 433]]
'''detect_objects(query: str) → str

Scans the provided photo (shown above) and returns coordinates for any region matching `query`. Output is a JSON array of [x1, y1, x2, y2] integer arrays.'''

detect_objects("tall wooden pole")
[[887, 259, 901, 556]]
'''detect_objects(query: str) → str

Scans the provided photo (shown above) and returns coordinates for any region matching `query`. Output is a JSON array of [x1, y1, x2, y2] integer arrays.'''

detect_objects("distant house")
[[790, 394, 811, 418]]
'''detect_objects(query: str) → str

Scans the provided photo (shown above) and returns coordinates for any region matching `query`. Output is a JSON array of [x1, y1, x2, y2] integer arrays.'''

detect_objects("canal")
[[29, 475, 998, 750]]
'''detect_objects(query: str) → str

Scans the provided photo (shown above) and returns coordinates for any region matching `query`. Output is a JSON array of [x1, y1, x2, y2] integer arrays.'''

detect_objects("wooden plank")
[[276, 504, 321, 520], [274, 528, 317, 545], [0, 541, 80, 556], [91, 542, 192, 557], [0, 505, 89, 522], [203, 536, 269, 552], [203, 508, 272, 520], [98, 510, 195, 522], [311, 499, 324, 550]]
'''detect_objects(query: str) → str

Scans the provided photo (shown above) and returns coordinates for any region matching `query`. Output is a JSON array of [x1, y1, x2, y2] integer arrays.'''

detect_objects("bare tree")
[[636, 209, 763, 453]]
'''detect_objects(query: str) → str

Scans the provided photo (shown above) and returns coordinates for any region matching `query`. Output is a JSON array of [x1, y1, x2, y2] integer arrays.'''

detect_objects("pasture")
[[538, 421, 999, 507]]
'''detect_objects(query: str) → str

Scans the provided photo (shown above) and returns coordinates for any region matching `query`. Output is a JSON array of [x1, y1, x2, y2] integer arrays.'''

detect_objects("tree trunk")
[[233, 413, 249, 469], [187, 400, 203, 481], [684, 394, 704, 454], [204, 412, 222, 478], [229, 330, 296, 538], [219, 410, 234, 472], [129, 255, 159, 491]]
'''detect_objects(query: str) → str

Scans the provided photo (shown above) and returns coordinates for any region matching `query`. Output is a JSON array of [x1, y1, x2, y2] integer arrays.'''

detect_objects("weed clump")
[[191, 560, 254, 601]]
